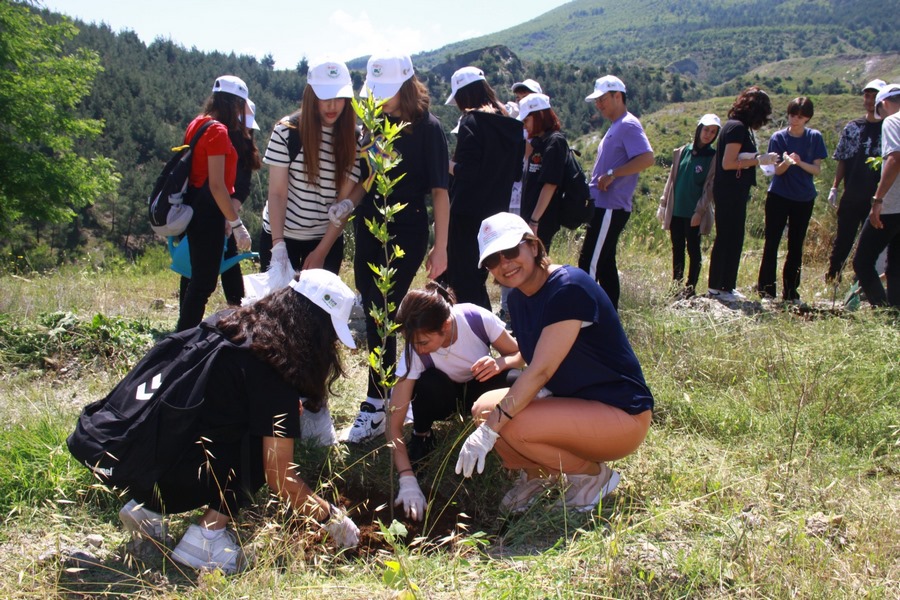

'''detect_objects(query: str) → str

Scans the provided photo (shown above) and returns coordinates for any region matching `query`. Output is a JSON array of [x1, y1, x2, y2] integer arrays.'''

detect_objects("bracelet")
[[496, 405, 514, 420], [872, 197, 884, 205], [272, 237, 284, 243], [398, 468, 414, 476], [228, 217, 243, 228], [316, 503, 339, 525], [528, 218, 540, 225]]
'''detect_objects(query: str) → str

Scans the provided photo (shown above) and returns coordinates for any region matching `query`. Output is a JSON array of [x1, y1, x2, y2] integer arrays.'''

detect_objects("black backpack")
[[147, 120, 216, 237], [286, 113, 303, 163], [556, 146, 594, 230], [66, 321, 244, 490]]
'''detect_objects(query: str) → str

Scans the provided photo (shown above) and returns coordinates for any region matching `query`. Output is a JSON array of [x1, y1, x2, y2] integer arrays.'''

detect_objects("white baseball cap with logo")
[[875, 83, 900, 118], [307, 59, 354, 100], [863, 79, 886, 92], [698, 113, 721, 128], [517, 93, 552, 121], [477, 212, 533, 268], [213, 75, 249, 100], [360, 53, 415, 100], [512, 79, 543, 95], [585, 75, 626, 102], [289, 269, 357, 348], [446, 66, 486, 105]]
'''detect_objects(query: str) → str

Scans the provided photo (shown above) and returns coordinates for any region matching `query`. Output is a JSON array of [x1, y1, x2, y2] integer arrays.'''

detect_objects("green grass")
[[0, 231, 897, 598]]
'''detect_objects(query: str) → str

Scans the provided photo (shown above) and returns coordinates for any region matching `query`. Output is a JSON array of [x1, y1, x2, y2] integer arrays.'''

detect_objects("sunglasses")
[[482, 240, 528, 270]]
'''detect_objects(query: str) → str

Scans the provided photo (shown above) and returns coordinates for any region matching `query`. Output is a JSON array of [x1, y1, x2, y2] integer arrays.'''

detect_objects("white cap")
[[875, 83, 900, 118], [477, 212, 532, 268], [307, 59, 354, 100], [512, 79, 543, 95], [698, 113, 721, 127], [446, 66, 486, 105], [517, 93, 552, 121], [289, 269, 357, 348], [244, 99, 260, 130], [212, 75, 249, 100], [360, 53, 415, 100], [863, 79, 886, 92], [585, 75, 626, 101]]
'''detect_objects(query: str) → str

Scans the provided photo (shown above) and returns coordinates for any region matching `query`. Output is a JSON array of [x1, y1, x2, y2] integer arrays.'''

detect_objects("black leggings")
[[757, 192, 814, 300], [177, 186, 225, 332], [220, 234, 244, 306], [669, 215, 702, 288], [443, 213, 491, 310], [257, 229, 343, 275], [578, 207, 631, 310], [411, 368, 514, 433], [708, 190, 750, 292], [827, 194, 871, 280]]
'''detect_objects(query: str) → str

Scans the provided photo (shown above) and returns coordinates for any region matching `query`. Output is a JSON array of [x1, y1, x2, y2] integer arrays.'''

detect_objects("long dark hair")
[[728, 86, 772, 130], [392, 75, 431, 125], [396, 282, 455, 376], [216, 285, 345, 410], [285, 85, 357, 184], [203, 92, 247, 133], [453, 80, 505, 113], [230, 129, 262, 171]]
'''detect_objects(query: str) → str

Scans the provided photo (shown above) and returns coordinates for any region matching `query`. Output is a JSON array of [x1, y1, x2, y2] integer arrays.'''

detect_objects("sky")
[[41, 0, 574, 70]]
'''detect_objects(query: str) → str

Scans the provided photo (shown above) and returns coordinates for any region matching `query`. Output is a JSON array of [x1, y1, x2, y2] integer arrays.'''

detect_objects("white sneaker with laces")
[[171, 524, 245, 574], [500, 471, 559, 514], [300, 403, 338, 446], [345, 401, 386, 443], [119, 499, 168, 544], [555, 464, 621, 512]]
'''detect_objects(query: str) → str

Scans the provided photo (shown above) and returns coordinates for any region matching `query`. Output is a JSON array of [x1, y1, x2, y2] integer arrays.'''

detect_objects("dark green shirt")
[[673, 143, 715, 218]]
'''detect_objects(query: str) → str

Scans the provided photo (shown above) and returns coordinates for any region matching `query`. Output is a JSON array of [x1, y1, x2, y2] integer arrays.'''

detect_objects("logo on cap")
[[327, 66, 339, 79], [323, 293, 338, 309], [372, 64, 383, 77]]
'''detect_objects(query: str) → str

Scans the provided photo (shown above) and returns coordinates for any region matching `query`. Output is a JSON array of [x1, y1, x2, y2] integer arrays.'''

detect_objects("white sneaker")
[[171, 525, 245, 574], [730, 289, 747, 300], [300, 403, 338, 446], [708, 288, 736, 302], [555, 464, 621, 512], [500, 471, 559, 514], [344, 402, 386, 444], [119, 499, 167, 544]]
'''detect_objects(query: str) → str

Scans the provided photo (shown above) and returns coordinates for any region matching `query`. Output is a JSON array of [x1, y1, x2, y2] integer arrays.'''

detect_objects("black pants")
[[757, 192, 815, 301], [354, 210, 429, 399], [443, 213, 491, 310], [853, 214, 900, 308], [827, 193, 871, 280], [220, 234, 244, 306], [708, 189, 750, 292], [669, 215, 702, 289], [411, 368, 514, 433], [258, 229, 343, 275], [578, 207, 630, 310], [177, 187, 225, 332]]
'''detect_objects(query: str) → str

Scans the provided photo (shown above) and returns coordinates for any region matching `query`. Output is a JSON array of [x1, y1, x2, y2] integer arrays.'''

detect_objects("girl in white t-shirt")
[[387, 282, 523, 521]]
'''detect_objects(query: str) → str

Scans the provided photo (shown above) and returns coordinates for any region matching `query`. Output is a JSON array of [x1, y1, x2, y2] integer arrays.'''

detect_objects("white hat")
[[244, 99, 260, 131], [698, 113, 721, 127], [585, 75, 626, 101], [477, 212, 532, 268], [875, 83, 900, 118], [446, 66, 486, 105], [307, 59, 354, 100], [863, 79, 886, 92], [512, 79, 543, 95], [360, 53, 415, 100], [517, 93, 552, 121], [289, 269, 357, 348], [212, 75, 249, 100]]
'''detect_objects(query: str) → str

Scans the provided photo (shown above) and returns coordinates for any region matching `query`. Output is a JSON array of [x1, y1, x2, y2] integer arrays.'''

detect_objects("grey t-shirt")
[[881, 113, 900, 214]]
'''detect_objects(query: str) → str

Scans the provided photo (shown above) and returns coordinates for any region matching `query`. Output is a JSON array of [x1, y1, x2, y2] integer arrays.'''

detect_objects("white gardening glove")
[[322, 504, 359, 548], [455, 423, 499, 478], [395, 475, 427, 521], [266, 240, 294, 290], [757, 152, 780, 166], [327, 198, 355, 227], [827, 187, 838, 208], [656, 204, 665, 225], [229, 219, 252, 252]]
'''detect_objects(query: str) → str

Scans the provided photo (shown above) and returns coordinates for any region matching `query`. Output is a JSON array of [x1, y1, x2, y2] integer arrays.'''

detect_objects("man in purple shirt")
[[577, 75, 654, 310]]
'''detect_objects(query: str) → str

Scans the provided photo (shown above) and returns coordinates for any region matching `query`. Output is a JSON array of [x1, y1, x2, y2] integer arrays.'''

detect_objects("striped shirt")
[[262, 121, 361, 240]]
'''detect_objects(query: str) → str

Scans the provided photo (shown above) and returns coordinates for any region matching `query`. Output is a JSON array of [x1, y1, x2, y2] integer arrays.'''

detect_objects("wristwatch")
[[872, 197, 884, 205], [607, 169, 615, 178]]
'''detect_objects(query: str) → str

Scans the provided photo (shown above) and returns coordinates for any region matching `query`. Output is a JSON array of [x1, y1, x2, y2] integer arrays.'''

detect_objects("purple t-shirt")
[[588, 112, 653, 211]]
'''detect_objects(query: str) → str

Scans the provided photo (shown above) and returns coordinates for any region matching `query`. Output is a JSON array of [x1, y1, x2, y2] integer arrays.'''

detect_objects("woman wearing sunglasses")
[[455, 212, 653, 514]]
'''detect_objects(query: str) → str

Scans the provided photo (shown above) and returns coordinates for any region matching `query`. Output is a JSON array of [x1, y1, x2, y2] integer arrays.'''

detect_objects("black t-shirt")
[[833, 117, 883, 202], [522, 131, 568, 224], [713, 119, 757, 199]]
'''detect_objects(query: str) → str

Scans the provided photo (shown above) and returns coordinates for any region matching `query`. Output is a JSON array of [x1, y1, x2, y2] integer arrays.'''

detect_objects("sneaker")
[[345, 402, 386, 444], [171, 525, 245, 574], [730, 289, 747, 300], [499, 471, 558, 514], [300, 402, 338, 446], [407, 431, 435, 470], [555, 464, 621, 513], [708, 288, 736, 302], [119, 499, 167, 544]]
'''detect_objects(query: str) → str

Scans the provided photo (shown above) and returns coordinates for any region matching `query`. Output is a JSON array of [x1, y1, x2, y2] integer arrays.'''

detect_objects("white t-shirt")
[[262, 120, 361, 240], [881, 112, 900, 215], [397, 303, 506, 383]]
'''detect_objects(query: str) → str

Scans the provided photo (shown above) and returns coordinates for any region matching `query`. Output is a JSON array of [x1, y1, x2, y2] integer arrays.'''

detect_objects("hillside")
[[414, 0, 900, 85]]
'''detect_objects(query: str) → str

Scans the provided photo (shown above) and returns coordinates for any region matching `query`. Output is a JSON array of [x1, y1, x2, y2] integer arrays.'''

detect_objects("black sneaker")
[[407, 431, 435, 470]]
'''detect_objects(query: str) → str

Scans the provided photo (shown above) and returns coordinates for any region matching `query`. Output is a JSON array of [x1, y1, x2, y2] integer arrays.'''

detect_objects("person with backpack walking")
[[443, 66, 525, 310], [259, 59, 361, 276], [656, 113, 721, 299], [176, 76, 253, 331], [756, 97, 828, 304], [454, 212, 653, 515], [387, 282, 523, 521], [518, 92, 569, 250], [342, 53, 450, 444], [74, 270, 360, 573]]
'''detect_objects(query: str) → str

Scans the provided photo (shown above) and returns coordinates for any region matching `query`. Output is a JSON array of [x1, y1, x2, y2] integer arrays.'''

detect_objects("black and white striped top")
[[262, 121, 361, 240]]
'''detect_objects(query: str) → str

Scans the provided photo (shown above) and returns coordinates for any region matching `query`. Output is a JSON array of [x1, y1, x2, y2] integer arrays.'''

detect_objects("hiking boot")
[[300, 402, 338, 446], [345, 402, 386, 444], [499, 471, 558, 514], [171, 525, 245, 574], [119, 499, 168, 545], [407, 430, 435, 470], [555, 464, 621, 513]]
